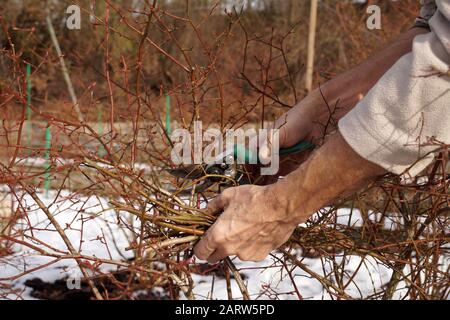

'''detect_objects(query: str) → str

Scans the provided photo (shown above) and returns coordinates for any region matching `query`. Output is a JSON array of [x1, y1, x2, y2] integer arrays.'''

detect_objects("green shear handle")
[[279, 141, 315, 156], [234, 141, 315, 164]]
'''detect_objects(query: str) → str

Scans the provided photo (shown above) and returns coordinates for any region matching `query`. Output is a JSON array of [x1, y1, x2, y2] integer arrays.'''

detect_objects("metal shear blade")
[[166, 165, 207, 180], [166, 165, 218, 195], [167, 161, 237, 194]]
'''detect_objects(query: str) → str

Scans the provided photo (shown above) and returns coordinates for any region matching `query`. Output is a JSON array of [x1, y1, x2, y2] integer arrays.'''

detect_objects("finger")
[[249, 247, 273, 262], [259, 122, 276, 163], [236, 242, 274, 262], [258, 134, 273, 164], [205, 190, 232, 215], [204, 196, 224, 216], [275, 117, 288, 146], [194, 229, 217, 261], [259, 126, 287, 163], [258, 142, 270, 164], [238, 249, 269, 262], [207, 247, 232, 264], [250, 254, 269, 263]]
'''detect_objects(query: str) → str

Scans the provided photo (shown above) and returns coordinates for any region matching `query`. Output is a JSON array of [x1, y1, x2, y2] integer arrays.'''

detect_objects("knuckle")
[[193, 245, 206, 259], [203, 232, 217, 250], [213, 233, 226, 245], [252, 254, 268, 262], [206, 200, 218, 213], [221, 188, 235, 199], [223, 248, 234, 256], [237, 253, 252, 261], [238, 249, 269, 262]]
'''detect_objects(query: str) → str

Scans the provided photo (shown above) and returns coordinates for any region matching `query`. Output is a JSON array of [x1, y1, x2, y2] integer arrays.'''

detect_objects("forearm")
[[314, 28, 428, 121], [271, 131, 386, 224], [280, 28, 429, 147]]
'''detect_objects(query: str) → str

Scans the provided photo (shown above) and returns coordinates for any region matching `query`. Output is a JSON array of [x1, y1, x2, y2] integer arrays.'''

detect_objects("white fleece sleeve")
[[339, 0, 450, 177], [415, 0, 437, 27]]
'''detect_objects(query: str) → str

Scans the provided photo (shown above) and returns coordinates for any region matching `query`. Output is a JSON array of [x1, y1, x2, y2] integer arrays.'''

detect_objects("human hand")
[[255, 98, 322, 185], [193, 184, 305, 263]]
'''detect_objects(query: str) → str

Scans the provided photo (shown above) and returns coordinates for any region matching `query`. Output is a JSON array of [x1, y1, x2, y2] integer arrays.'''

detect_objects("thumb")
[[259, 126, 286, 163], [205, 192, 229, 216]]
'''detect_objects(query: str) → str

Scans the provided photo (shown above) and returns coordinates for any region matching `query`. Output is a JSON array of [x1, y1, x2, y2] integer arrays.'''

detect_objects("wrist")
[[265, 180, 310, 225]]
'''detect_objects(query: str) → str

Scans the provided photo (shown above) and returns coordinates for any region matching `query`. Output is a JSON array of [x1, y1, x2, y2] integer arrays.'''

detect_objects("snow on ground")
[[190, 254, 392, 300], [0, 189, 135, 299], [0, 187, 440, 300]]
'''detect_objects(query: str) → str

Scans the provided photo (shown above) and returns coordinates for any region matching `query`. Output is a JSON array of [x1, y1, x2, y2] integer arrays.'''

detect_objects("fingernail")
[[259, 145, 270, 162]]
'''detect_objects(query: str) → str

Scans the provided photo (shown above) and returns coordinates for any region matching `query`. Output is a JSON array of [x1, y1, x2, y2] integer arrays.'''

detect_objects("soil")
[[23, 262, 247, 300], [24, 269, 172, 300]]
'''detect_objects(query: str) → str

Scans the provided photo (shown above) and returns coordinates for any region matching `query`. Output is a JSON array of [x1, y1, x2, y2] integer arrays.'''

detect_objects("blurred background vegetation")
[[1, 2, 449, 301], [0, 0, 420, 125]]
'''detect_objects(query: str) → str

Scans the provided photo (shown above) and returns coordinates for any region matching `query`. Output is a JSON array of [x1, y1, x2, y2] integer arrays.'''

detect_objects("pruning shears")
[[167, 141, 315, 195]]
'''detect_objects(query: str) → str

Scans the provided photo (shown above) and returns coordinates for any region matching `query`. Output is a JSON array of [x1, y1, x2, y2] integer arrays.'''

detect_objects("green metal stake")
[[165, 94, 171, 136], [26, 64, 32, 119], [26, 63, 32, 152], [97, 106, 106, 157], [44, 126, 52, 198]]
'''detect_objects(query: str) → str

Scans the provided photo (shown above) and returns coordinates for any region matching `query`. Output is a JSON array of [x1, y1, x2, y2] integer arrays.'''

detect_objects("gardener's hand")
[[254, 100, 320, 185], [194, 184, 304, 263], [194, 132, 386, 264], [259, 105, 318, 165]]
